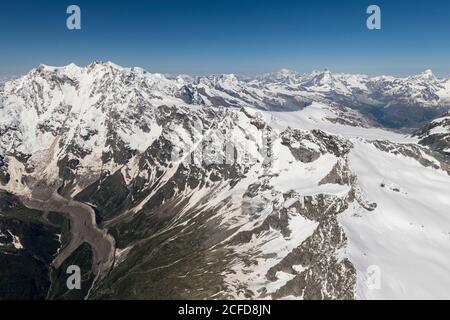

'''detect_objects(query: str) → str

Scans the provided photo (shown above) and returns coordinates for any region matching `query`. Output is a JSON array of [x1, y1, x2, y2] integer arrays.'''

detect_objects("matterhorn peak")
[[309, 68, 334, 82]]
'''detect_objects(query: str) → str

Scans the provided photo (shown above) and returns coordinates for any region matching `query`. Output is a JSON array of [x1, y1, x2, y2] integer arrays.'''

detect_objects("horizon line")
[[2, 61, 450, 80]]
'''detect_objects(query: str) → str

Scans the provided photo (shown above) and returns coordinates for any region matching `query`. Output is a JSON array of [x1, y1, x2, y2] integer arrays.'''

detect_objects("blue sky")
[[0, 0, 449, 76]]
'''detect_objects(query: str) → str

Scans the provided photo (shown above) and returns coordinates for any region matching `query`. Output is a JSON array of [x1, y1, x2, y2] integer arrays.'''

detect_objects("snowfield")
[[258, 103, 450, 299], [340, 140, 450, 299], [263, 102, 417, 143]]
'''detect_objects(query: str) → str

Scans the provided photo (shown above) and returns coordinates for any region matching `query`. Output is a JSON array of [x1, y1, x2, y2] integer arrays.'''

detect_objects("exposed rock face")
[[269, 217, 355, 300], [281, 129, 353, 163], [373, 139, 450, 175], [413, 113, 450, 164]]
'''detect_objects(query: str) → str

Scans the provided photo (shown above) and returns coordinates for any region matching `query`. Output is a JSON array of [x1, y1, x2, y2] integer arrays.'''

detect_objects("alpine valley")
[[0, 62, 449, 300]]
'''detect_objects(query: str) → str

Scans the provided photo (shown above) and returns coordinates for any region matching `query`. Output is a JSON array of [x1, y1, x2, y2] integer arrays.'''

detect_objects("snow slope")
[[340, 140, 450, 299], [263, 102, 417, 143]]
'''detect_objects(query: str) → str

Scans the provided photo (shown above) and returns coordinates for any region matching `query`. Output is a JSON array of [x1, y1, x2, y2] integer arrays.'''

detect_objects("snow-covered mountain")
[[256, 68, 450, 106], [0, 62, 449, 300], [250, 68, 450, 128]]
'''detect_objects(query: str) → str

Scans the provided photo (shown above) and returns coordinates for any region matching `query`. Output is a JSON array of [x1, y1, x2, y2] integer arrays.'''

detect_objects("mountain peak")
[[277, 68, 298, 77], [310, 69, 332, 76], [309, 69, 333, 81], [87, 60, 124, 71], [418, 69, 436, 81]]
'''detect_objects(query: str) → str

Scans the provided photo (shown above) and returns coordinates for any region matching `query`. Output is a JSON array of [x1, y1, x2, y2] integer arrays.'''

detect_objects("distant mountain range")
[[3, 62, 450, 127], [0, 62, 449, 300]]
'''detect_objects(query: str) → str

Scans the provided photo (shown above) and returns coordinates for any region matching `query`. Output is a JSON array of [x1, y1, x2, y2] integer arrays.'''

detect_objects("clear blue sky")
[[0, 0, 449, 76]]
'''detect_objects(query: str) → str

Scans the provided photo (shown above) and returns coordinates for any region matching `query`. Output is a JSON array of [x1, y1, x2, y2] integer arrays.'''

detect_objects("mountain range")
[[0, 62, 449, 299]]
